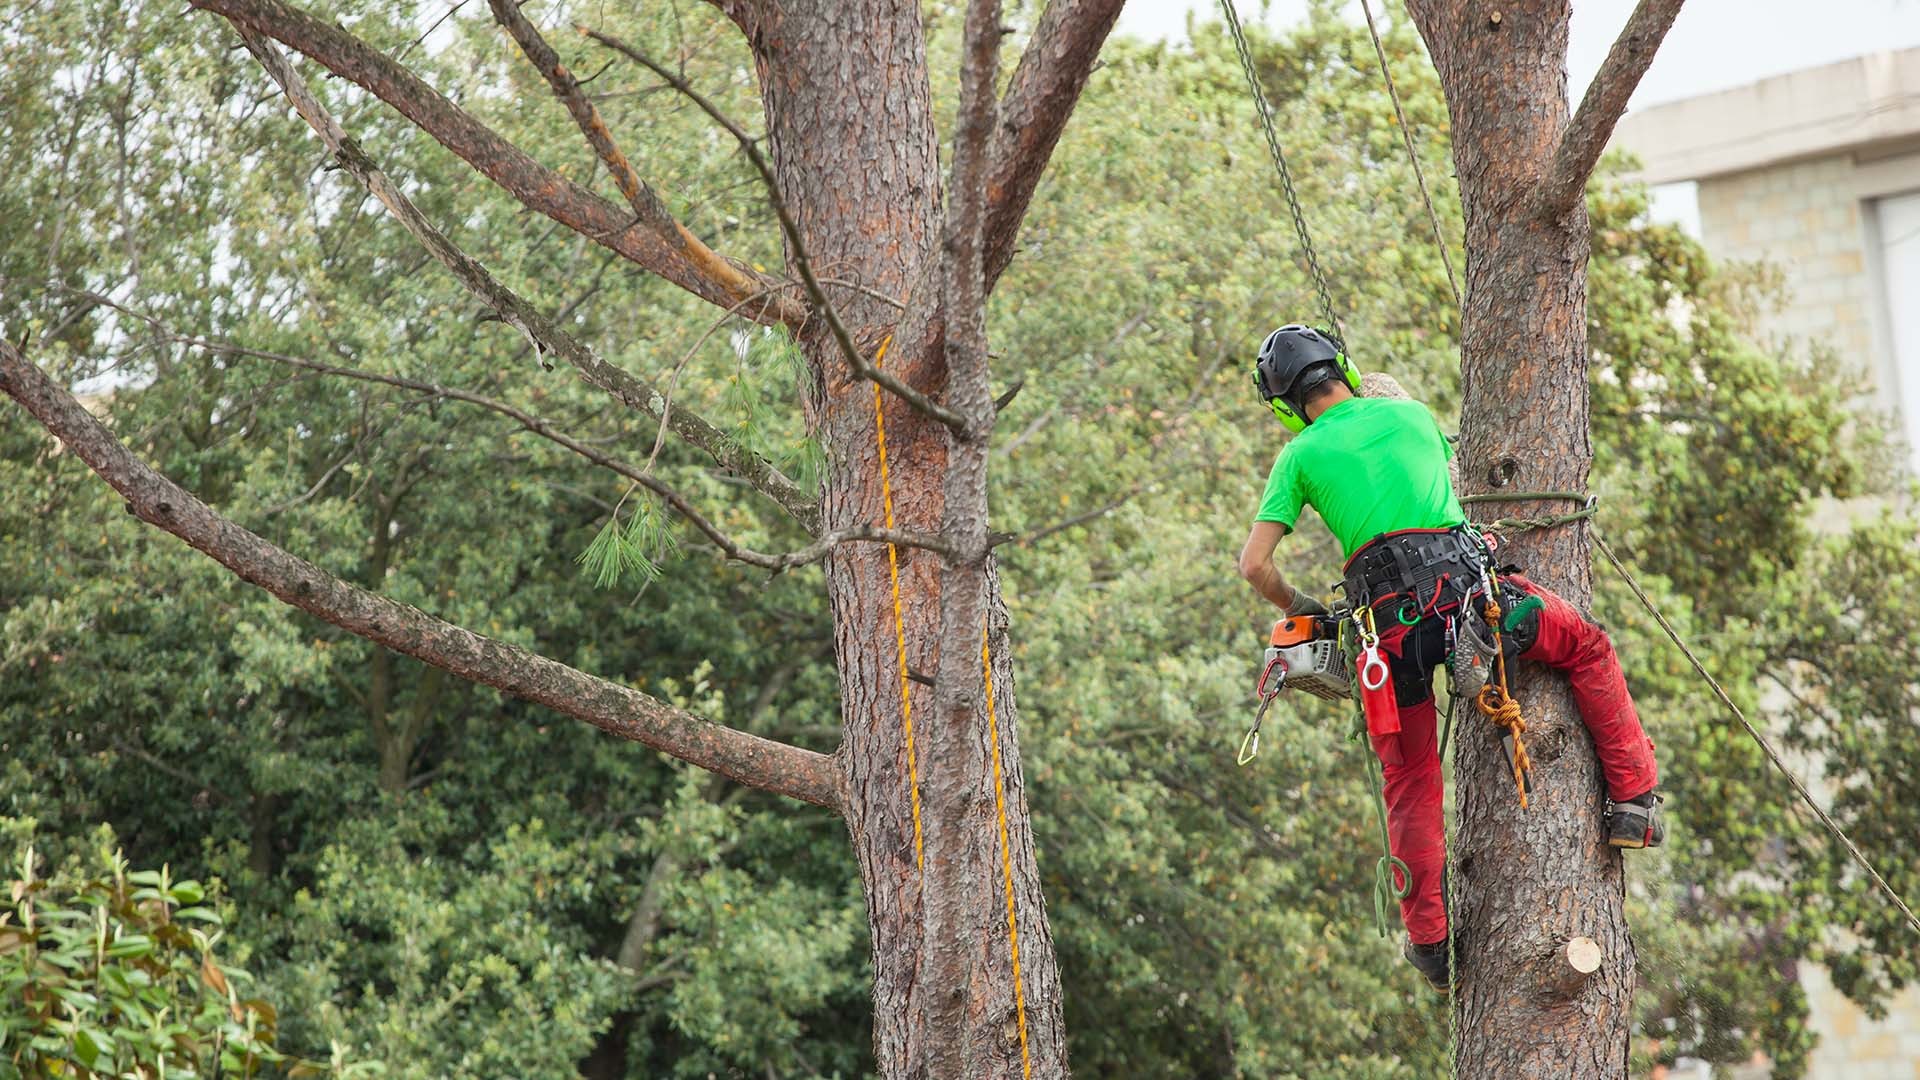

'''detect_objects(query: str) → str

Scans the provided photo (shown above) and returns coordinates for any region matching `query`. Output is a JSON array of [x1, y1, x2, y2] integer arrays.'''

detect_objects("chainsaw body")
[[1258, 614, 1351, 702]]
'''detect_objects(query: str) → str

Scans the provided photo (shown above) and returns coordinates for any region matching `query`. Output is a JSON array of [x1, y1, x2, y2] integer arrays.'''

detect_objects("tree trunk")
[[1404, 2, 1634, 1076], [748, 4, 1066, 1075]]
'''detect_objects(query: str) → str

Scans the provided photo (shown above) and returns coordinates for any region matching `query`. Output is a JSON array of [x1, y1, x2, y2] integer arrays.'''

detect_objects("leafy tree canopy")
[[3, 1, 1914, 1076]]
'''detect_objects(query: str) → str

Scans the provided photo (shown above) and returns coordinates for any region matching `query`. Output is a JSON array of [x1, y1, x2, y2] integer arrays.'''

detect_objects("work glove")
[[1284, 589, 1329, 618]]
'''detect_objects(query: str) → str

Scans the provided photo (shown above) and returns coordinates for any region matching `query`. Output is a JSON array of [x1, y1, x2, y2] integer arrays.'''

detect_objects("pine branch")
[[187, 0, 793, 319], [78, 308, 954, 569], [0, 341, 841, 809], [580, 26, 970, 433], [484, 0, 805, 325]]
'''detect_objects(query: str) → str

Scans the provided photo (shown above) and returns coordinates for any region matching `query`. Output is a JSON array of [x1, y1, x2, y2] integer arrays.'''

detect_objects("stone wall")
[[1690, 147, 1920, 423], [1803, 964, 1920, 1078], [1695, 154, 1868, 361]]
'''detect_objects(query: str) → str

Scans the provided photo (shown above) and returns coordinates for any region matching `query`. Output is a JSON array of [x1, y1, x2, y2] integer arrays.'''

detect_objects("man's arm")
[[1239, 520, 1302, 611]]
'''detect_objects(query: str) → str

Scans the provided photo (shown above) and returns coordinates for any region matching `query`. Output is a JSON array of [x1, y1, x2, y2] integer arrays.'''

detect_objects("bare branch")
[[188, 0, 790, 319], [580, 26, 969, 433], [106, 319, 956, 569], [484, 0, 805, 325], [1534, 0, 1686, 221], [0, 342, 840, 808], [982, 0, 1125, 291], [229, 30, 820, 530], [1001, 489, 1136, 548]]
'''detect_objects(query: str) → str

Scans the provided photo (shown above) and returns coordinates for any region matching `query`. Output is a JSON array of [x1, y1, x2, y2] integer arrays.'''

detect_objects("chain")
[[1357, 0, 1461, 309], [1219, 0, 1344, 341]]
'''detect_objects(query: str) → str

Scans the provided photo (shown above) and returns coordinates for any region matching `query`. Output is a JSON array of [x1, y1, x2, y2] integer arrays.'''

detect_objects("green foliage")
[[0, 822, 375, 1079], [3, 0, 1917, 1078]]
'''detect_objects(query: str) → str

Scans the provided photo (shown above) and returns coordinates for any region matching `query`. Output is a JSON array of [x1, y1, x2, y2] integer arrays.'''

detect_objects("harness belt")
[[1341, 525, 1489, 617]]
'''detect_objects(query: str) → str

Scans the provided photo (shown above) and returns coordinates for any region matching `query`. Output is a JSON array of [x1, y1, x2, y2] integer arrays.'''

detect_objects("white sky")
[[1115, 0, 1920, 108]]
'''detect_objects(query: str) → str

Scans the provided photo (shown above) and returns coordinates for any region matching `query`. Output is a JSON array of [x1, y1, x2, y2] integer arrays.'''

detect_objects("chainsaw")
[[1238, 610, 1353, 765], [1255, 611, 1351, 702]]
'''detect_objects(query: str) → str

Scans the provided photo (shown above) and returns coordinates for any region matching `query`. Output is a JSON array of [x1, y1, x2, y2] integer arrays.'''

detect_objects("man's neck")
[[1304, 388, 1355, 422]]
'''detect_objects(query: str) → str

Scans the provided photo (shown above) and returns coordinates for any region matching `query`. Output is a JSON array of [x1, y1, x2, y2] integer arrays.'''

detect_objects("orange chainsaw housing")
[[1269, 614, 1331, 648]]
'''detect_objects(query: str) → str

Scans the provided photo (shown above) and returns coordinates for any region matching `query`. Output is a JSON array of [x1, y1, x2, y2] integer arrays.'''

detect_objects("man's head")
[[1252, 324, 1361, 432]]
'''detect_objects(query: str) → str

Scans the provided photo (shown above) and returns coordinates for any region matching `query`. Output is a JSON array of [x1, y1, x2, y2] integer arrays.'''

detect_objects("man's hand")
[[1285, 589, 1329, 618]]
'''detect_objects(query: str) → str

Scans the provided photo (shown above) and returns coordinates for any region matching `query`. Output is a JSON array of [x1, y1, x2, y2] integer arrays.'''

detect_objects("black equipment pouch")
[[1341, 526, 1489, 619]]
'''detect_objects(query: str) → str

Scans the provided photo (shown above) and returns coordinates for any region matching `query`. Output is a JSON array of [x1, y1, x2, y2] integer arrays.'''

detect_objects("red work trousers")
[[1369, 574, 1659, 944]]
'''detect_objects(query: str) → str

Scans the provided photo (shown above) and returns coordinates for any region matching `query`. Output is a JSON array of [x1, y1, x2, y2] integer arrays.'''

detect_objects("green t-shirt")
[[1255, 397, 1465, 560]]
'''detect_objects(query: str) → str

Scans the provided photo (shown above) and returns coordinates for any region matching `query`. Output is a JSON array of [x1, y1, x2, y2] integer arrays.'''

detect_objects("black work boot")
[[1606, 791, 1666, 849], [1404, 938, 1454, 993]]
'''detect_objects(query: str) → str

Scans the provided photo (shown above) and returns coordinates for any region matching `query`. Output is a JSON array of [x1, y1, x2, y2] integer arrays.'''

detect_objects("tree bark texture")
[[1404, 2, 1634, 1076], [747, 3, 1066, 1075], [1, 0, 1109, 1073]]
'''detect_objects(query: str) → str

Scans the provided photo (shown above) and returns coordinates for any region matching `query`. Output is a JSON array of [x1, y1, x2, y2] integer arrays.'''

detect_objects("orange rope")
[[1476, 598, 1532, 808], [870, 335, 924, 869], [872, 335, 1030, 1071], [983, 626, 1033, 1078]]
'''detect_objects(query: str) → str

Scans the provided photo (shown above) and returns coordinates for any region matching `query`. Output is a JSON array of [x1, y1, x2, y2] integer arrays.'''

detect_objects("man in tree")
[[1234, 324, 1665, 992]]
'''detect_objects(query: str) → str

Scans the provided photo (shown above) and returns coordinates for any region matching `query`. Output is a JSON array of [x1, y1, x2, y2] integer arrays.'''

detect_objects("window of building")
[[1876, 190, 1920, 475]]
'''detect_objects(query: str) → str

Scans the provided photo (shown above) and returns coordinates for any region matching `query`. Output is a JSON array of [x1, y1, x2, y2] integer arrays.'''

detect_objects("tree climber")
[[1235, 324, 1665, 992]]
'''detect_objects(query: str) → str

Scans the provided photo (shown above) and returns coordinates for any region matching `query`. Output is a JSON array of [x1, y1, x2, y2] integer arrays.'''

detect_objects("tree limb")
[[981, 0, 1125, 291], [1534, 0, 1686, 221], [120, 322, 956, 569], [484, 0, 805, 325], [188, 0, 791, 319], [229, 30, 820, 530], [580, 26, 969, 433], [0, 342, 840, 808]]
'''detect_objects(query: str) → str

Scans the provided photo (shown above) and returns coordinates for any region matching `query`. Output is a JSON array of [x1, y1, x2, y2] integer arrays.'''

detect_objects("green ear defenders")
[[1251, 324, 1361, 433]]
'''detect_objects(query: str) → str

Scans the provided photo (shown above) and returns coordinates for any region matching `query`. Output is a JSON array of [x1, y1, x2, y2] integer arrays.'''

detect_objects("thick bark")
[[981, 0, 1126, 292], [0, 342, 840, 809], [747, 2, 1066, 1074], [1402, 2, 1675, 1075], [918, 2, 1012, 1074]]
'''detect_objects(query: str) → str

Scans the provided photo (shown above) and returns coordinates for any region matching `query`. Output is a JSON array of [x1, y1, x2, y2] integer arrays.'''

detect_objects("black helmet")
[[1252, 325, 1360, 432]]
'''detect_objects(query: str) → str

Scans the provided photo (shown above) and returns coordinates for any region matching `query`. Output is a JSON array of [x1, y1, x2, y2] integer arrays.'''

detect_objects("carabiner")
[[1352, 605, 1380, 649], [1238, 683, 1280, 766], [1237, 725, 1261, 766]]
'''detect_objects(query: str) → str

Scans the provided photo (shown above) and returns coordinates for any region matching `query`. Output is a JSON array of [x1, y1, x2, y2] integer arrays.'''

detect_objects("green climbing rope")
[[1355, 705, 1414, 938]]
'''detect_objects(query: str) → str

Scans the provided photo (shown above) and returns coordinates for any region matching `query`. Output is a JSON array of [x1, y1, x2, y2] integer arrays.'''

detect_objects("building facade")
[[1617, 46, 1920, 473]]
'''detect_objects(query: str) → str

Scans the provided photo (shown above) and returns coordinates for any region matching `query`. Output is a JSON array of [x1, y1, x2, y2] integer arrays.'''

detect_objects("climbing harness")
[[1340, 525, 1539, 809]]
